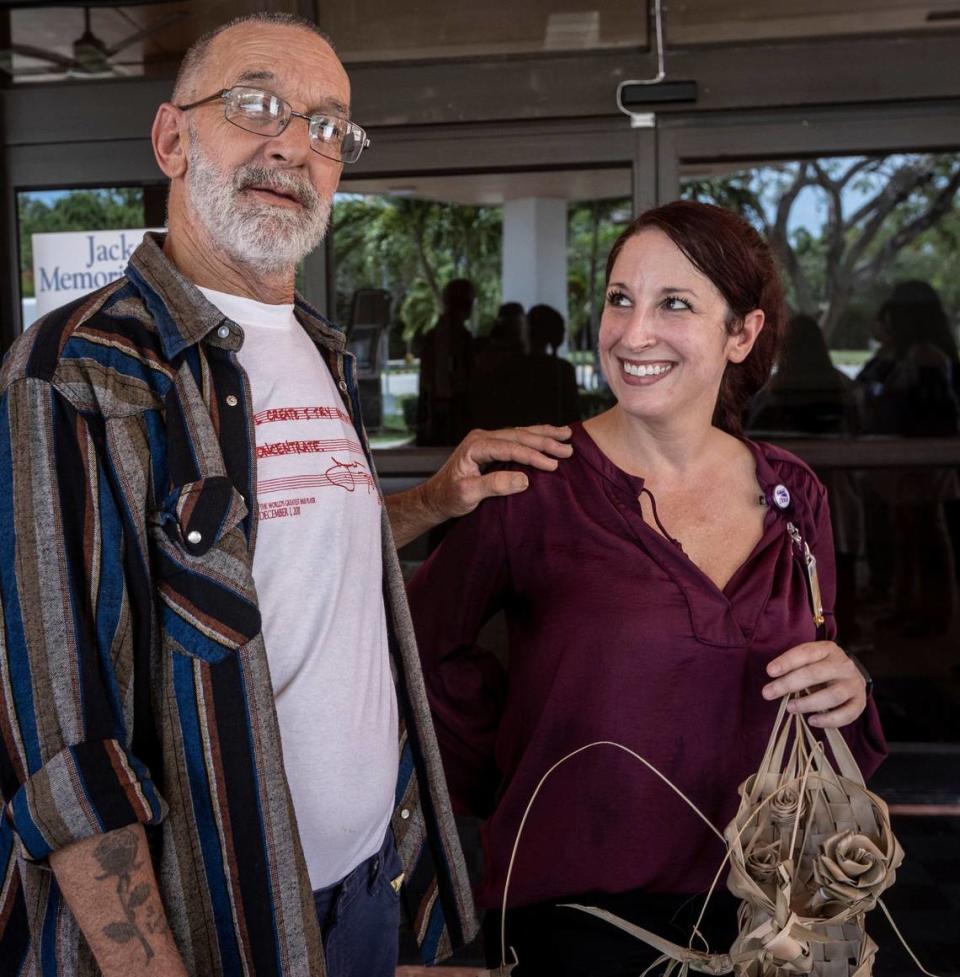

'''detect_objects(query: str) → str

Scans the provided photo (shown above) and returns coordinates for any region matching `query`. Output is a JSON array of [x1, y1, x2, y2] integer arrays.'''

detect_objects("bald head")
[[173, 12, 337, 105]]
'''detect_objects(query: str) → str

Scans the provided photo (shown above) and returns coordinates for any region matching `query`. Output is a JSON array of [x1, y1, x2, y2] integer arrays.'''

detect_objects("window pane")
[[681, 153, 960, 380], [681, 153, 960, 752], [668, 0, 960, 44], [17, 187, 153, 329], [332, 169, 630, 448]]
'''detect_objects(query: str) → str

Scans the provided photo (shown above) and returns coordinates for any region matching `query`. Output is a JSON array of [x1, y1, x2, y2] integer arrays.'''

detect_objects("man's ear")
[[152, 103, 188, 179], [727, 308, 765, 364]]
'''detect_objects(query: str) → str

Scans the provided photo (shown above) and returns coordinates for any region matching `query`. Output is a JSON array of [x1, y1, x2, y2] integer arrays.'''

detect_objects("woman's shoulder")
[[746, 437, 827, 505]]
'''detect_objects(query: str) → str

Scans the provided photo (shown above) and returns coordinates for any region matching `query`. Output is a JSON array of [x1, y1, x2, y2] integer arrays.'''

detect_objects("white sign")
[[31, 228, 162, 321]]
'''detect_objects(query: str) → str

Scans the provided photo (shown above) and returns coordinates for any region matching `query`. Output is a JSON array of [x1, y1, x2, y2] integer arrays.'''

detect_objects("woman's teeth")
[[623, 362, 673, 378]]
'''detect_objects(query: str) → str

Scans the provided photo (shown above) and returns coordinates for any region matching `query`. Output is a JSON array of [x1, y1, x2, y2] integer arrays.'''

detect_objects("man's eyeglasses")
[[175, 86, 370, 164]]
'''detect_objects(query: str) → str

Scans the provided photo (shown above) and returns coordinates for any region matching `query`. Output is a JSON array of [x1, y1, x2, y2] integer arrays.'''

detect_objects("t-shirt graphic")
[[253, 403, 378, 522]]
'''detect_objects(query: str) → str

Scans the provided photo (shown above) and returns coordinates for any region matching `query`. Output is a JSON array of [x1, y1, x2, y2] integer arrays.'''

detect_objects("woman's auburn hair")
[[605, 200, 786, 435]]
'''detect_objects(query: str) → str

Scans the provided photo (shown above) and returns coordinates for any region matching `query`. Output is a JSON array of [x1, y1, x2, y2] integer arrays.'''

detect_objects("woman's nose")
[[621, 307, 658, 350]]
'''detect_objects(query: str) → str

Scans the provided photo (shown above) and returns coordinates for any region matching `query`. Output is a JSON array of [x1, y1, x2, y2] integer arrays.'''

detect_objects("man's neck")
[[164, 223, 296, 306]]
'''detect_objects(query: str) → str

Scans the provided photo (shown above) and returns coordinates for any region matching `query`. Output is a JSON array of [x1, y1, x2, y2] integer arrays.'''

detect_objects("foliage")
[[333, 192, 632, 350], [566, 198, 632, 346], [18, 189, 145, 297], [332, 195, 502, 346], [683, 154, 960, 346]]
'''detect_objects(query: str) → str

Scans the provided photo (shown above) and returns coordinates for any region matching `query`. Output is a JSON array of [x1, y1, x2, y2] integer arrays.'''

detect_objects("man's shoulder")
[[2, 276, 177, 415]]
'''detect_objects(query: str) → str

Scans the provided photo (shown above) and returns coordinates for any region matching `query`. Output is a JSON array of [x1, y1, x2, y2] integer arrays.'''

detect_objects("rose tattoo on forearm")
[[93, 827, 156, 963]]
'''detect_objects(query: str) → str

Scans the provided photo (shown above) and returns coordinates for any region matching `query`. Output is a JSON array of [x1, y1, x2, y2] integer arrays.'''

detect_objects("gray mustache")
[[233, 166, 318, 209]]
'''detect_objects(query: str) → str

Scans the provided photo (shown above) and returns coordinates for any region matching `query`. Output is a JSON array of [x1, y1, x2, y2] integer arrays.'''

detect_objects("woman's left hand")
[[762, 641, 867, 728]]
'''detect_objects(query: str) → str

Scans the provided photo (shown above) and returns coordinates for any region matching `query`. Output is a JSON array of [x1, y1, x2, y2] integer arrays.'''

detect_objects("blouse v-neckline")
[[571, 422, 789, 646]]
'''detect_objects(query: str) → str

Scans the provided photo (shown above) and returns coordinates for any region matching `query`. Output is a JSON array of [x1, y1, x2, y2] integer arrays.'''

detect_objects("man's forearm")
[[386, 482, 442, 549], [50, 824, 187, 977]]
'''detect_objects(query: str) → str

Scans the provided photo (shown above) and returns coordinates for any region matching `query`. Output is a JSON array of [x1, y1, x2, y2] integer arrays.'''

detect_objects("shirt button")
[[187, 530, 203, 545], [338, 380, 348, 393], [225, 394, 239, 407], [400, 808, 411, 820], [217, 325, 231, 340]]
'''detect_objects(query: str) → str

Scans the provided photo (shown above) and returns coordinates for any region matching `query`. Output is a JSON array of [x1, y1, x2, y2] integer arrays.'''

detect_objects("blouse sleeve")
[[407, 496, 511, 818], [809, 477, 888, 781]]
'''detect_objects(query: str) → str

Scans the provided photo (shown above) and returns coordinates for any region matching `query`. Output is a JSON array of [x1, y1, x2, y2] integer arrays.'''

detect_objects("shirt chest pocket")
[[149, 475, 262, 663]]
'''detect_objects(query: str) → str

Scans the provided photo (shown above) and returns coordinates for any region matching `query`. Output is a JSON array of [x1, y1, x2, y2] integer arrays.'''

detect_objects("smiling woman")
[[408, 200, 883, 977], [599, 201, 783, 436]]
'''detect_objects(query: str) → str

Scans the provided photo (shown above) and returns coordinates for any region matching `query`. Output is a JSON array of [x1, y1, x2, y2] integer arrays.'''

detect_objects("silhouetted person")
[[865, 282, 959, 637], [525, 304, 581, 425], [470, 303, 582, 429], [749, 313, 862, 638], [853, 309, 900, 604], [416, 278, 476, 445], [862, 280, 960, 437], [469, 302, 530, 429], [749, 313, 860, 435]]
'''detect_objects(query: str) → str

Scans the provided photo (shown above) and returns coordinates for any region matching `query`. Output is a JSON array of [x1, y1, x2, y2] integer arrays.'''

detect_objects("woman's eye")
[[663, 295, 691, 312], [606, 290, 630, 307]]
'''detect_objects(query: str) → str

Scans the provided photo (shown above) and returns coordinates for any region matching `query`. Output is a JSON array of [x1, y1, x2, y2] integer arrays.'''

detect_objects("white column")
[[501, 197, 568, 323]]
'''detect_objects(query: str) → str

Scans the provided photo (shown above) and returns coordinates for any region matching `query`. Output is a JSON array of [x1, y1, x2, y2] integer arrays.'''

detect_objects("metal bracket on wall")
[[616, 0, 697, 125], [629, 112, 657, 129]]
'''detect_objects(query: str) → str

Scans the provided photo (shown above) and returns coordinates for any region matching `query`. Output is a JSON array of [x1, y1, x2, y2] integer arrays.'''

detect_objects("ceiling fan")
[[0, 2, 188, 80]]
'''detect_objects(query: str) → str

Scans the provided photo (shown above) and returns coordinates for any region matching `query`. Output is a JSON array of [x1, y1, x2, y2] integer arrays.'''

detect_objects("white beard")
[[185, 136, 332, 274]]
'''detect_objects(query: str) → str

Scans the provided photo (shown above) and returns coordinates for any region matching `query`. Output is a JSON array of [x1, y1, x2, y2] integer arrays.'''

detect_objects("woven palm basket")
[[549, 696, 904, 977], [721, 695, 903, 977]]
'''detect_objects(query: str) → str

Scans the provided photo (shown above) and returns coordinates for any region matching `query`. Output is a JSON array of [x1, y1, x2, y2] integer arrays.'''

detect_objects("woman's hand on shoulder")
[[762, 641, 867, 728]]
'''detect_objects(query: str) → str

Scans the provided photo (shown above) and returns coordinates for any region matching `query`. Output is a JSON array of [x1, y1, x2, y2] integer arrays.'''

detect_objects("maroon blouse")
[[408, 423, 887, 910]]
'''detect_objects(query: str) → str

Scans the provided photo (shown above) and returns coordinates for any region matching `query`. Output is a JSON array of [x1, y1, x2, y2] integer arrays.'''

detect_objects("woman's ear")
[[727, 309, 765, 364]]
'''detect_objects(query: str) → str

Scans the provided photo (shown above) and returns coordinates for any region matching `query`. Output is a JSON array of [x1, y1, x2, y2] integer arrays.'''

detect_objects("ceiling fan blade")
[[6, 42, 77, 69], [6, 64, 71, 78], [105, 10, 189, 58]]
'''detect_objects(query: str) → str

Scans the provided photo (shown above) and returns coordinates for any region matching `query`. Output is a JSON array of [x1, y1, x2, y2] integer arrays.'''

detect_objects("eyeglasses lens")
[[227, 90, 286, 134], [339, 127, 361, 164]]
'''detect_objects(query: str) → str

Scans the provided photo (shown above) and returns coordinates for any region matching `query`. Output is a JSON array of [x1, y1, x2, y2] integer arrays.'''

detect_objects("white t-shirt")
[[198, 287, 398, 889]]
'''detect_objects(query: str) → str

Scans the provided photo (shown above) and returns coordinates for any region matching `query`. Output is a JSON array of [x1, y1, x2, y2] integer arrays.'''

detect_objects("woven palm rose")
[[768, 783, 805, 825], [811, 831, 890, 913], [745, 840, 782, 887]]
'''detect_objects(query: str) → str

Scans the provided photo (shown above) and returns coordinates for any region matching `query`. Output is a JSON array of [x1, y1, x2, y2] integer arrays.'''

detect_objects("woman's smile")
[[619, 358, 676, 384]]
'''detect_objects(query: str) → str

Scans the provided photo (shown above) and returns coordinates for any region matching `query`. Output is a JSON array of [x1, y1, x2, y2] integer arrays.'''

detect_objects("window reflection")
[[683, 153, 960, 742], [332, 172, 630, 449]]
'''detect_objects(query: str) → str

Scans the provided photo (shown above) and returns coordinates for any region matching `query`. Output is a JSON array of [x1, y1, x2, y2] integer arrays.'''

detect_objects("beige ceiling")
[[4, 0, 958, 82]]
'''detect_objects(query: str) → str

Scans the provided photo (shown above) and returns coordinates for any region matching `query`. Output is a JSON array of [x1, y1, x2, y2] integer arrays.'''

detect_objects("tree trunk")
[[585, 201, 601, 352]]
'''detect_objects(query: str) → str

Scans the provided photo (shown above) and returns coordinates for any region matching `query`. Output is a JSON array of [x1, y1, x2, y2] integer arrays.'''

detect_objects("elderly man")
[[0, 12, 571, 977]]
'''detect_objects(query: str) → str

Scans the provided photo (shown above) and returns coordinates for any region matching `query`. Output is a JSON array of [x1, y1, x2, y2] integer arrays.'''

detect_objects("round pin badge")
[[773, 484, 791, 509]]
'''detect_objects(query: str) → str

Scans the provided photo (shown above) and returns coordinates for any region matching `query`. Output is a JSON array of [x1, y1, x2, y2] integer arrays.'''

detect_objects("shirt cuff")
[[5, 739, 167, 862]]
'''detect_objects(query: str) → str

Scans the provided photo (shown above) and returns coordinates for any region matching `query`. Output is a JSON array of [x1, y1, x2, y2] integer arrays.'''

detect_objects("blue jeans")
[[313, 830, 403, 977]]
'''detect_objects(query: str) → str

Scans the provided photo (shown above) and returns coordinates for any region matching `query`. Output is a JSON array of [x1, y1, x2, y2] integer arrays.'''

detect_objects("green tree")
[[567, 198, 632, 349], [683, 154, 960, 346], [332, 194, 502, 347], [333, 191, 633, 356]]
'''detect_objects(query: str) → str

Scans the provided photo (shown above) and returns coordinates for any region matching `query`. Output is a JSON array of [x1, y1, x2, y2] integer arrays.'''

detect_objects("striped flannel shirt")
[[0, 233, 477, 977]]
